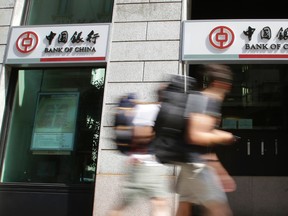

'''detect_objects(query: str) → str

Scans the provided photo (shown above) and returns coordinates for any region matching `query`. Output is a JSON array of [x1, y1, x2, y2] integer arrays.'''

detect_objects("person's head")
[[118, 93, 137, 107], [200, 64, 233, 94], [157, 74, 197, 103]]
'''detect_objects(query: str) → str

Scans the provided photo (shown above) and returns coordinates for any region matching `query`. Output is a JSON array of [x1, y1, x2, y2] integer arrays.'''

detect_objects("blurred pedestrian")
[[108, 94, 171, 216], [151, 65, 236, 216], [175, 64, 236, 216]]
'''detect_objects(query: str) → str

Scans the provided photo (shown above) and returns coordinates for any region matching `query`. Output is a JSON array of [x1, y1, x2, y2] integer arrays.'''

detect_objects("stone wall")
[[93, 0, 183, 215]]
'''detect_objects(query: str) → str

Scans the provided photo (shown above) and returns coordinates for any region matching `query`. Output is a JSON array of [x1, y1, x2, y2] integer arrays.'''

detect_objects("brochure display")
[[31, 92, 79, 152]]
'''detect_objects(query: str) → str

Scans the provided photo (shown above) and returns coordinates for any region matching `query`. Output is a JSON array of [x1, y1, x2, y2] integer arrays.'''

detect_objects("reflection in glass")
[[26, 0, 114, 25], [190, 64, 288, 130], [1, 68, 105, 183]]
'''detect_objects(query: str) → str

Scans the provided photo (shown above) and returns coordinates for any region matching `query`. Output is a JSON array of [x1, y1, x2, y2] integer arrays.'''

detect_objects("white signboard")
[[182, 20, 288, 61], [5, 24, 110, 66]]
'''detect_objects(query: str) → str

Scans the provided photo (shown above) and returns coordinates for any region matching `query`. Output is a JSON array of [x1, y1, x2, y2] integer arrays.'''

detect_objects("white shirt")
[[130, 103, 162, 166], [132, 103, 160, 126]]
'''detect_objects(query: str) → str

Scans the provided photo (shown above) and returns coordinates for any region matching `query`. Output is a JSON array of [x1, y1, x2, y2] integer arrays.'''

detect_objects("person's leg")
[[175, 163, 197, 216], [176, 201, 191, 216], [150, 198, 171, 216], [198, 166, 233, 216], [175, 163, 206, 216], [204, 201, 233, 216], [134, 158, 171, 216], [107, 206, 126, 216], [107, 159, 136, 216], [176, 163, 233, 216]]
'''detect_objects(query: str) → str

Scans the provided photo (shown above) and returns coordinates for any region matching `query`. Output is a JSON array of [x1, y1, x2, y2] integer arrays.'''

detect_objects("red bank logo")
[[16, 31, 39, 53], [209, 26, 234, 49]]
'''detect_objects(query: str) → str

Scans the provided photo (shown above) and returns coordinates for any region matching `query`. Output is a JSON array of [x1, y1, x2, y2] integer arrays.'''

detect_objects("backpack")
[[113, 93, 157, 155], [151, 75, 212, 163]]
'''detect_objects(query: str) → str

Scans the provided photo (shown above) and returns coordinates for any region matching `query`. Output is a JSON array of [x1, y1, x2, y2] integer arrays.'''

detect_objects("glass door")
[[189, 64, 288, 176]]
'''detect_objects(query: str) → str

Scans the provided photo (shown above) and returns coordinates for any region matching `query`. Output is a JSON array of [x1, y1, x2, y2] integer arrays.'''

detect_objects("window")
[[25, 0, 114, 25], [190, 0, 288, 19], [189, 64, 288, 131], [222, 65, 286, 130], [1, 68, 105, 183]]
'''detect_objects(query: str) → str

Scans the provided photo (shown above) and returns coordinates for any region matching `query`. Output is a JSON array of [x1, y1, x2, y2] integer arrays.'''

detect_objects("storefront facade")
[[0, 0, 288, 216], [0, 1, 113, 216]]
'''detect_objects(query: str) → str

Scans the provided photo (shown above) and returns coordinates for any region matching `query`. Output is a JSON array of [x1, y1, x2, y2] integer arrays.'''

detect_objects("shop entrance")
[[189, 64, 288, 176], [0, 67, 105, 216]]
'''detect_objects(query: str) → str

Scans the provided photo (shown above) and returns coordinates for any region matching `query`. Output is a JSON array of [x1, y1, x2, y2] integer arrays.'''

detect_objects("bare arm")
[[185, 113, 234, 146]]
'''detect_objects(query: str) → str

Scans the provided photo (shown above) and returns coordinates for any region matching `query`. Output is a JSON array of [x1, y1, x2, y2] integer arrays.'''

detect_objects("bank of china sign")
[[5, 24, 110, 66], [182, 20, 288, 61]]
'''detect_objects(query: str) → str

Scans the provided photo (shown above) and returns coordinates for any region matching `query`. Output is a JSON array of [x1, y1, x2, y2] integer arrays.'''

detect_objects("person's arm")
[[185, 113, 234, 146]]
